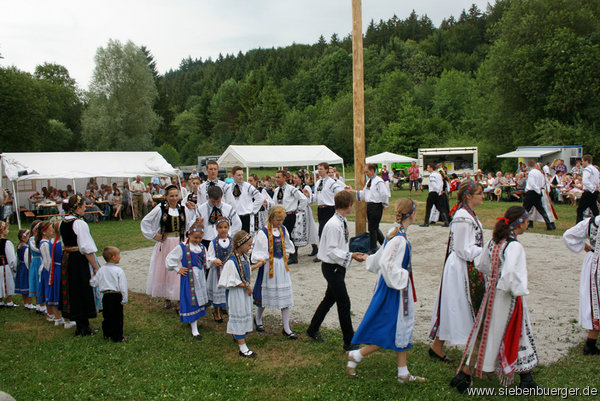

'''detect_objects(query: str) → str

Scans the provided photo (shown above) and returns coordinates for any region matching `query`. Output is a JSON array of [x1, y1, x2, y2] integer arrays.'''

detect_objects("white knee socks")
[[281, 307, 291, 334]]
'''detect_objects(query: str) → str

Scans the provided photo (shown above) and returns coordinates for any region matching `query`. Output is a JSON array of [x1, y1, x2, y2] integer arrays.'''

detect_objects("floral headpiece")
[[235, 233, 252, 248]]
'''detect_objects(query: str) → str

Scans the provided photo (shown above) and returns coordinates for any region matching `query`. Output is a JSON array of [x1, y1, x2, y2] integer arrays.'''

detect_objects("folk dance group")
[[1, 195, 128, 341]]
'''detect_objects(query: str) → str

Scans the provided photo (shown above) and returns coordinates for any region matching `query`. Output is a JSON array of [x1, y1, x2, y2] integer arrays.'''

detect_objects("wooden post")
[[352, 0, 366, 234]]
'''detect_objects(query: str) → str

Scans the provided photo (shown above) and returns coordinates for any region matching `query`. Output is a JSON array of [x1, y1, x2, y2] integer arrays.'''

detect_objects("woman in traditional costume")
[[59, 195, 101, 336], [450, 206, 540, 392], [429, 180, 485, 361], [142, 185, 191, 308], [251, 205, 296, 338], [563, 214, 600, 355], [292, 172, 319, 256], [219, 230, 264, 357], [346, 199, 426, 384]]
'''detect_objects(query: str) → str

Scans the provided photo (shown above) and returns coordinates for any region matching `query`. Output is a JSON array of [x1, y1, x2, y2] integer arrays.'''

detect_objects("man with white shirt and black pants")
[[524, 159, 555, 230], [353, 163, 389, 254], [577, 154, 600, 223], [224, 166, 263, 233], [420, 164, 449, 227], [271, 170, 308, 264], [313, 162, 346, 262], [197, 161, 228, 203]]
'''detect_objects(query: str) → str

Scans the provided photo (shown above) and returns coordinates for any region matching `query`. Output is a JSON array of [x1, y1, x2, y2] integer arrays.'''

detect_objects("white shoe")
[[0, 302, 5, 307], [54, 318, 65, 326], [64, 321, 76, 329], [46, 314, 55, 322], [6, 302, 19, 308], [24, 303, 35, 310]]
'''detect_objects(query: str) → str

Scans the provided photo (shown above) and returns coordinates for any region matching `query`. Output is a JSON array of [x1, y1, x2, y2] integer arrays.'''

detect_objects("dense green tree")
[[82, 39, 160, 150]]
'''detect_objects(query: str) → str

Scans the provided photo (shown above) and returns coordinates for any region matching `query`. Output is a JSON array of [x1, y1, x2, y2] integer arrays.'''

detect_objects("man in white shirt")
[[271, 170, 308, 264], [130, 176, 146, 220], [197, 161, 228, 203], [420, 164, 449, 227], [577, 154, 600, 223], [193, 186, 242, 250], [351, 163, 390, 254], [306, 191, 367, 349], [523, 159, 555, 230], [224, 166, 263, 234]]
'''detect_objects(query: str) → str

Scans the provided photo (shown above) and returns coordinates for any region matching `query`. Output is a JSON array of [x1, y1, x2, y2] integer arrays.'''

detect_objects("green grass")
[[1, 293, 598, 400]]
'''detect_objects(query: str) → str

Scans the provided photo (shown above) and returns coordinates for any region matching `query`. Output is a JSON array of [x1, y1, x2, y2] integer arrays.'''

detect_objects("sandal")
[[398, 374, 426, 384], [428, 348, 453, 363]]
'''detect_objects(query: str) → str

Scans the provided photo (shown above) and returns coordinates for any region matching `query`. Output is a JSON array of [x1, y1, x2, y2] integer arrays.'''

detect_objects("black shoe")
[[442, 222, 450, 227], [546, 222, 556, 231], [518, 372, 541, 389], [450, 371, 472, 393], [76, 327, 98, 337], [192, 333, 203, 340], [428, 348, 453, 363], [583, 338, 600, 355], [313, 257, 320, 263], [254, 317, 265, 332], [306, 329, 325, 342], [239, 350, 257, 358], [220, 306, 228, 316], [343, 343, 360, 351], [419, 223, 429, 227], [288, 257, 298, 265], [308, 245, 318, 256], [282, 329, 298, 340]]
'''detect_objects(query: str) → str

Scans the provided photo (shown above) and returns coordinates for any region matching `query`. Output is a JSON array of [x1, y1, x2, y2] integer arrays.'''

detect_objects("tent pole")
[[72, 178, 77, 195], [13, 181, 21, 230], [246, 167, 249, 181], [176, 173, 183, 200], [342, 164, 346, 182], [128, 178, 135, 220]]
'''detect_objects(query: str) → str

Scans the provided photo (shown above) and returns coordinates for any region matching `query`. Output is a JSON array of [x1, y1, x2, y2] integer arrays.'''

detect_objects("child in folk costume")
[[28, 220, 45, 313], [36, 221, 54, 319], [47, 221, 68, 326], [0, 221, 17, 307], [38, 221, 60, 322], [347, 199, 426, 384], [142, 185, 192, 309], [219, 230, 265, 358], [429, 180, 485, 362], [90, 247, 128, 342], [450, 207, 540, 392], [563, 214, 600, 355], [206, 217, 232, 323], [251, 205, 296, 338], [166, 220, 209, 340], [15, 229, 33, 309]]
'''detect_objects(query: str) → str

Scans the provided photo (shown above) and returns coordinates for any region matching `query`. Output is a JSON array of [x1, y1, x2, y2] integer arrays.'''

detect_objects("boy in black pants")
[[306, 191, 367, 350], [90, 246, 128, 342]]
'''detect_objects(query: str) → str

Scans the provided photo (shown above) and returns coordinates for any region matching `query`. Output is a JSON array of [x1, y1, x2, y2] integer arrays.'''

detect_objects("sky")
[[0, 0, 491, 89]]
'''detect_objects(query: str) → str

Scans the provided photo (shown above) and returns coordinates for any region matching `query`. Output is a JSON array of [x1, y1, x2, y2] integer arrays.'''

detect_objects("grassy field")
[[1, 188, 595, 400], [1, 292, 598, 401]]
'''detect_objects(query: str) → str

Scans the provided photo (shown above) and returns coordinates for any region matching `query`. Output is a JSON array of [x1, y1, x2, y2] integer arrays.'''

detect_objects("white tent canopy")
[[2, 151, 178, 182], [497, 149, 559, 159], [1, 152, 179, 228], [366, 152, 417, 165], [217, 145, 344, 168]]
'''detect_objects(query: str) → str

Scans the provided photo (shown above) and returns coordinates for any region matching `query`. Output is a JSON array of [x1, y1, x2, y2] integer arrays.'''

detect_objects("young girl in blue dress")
[[346, 198, 426, 384], [28, 220, 44, 313], [0, 221, 17, 308], [15, 229, 33, 309], [37, 221, 55, 321], [206, 217, 231, 323], [47, 220, 65, 325], [166, 220, 209, 339]]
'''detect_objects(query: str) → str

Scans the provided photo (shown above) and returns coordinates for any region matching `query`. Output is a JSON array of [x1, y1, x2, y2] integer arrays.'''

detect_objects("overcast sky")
[[1, 0, 491, 89]]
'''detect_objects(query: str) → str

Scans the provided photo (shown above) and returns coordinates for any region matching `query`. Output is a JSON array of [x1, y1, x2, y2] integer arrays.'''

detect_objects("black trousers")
[[239, 214, 251, 233], [577, 191, 600, 223], [423, 192, 446, 223], [366, 203, 384, 252], [307, 263, 354, 346], [102, 293, 124, 342], [317, 206, 336, 238], [283, 213, 298, 257], [523, 190, 551, 224]]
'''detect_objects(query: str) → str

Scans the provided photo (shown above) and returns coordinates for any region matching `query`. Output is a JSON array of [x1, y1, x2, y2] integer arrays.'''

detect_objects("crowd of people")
[[2, 157, 599, 394]]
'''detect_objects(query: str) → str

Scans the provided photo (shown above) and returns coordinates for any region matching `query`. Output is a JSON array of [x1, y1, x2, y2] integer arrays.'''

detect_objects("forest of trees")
[[1, 0, 599, 171]]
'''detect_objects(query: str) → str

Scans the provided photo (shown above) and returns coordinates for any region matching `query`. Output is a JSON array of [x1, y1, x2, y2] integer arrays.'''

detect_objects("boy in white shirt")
[[90, 246, 128, 342]]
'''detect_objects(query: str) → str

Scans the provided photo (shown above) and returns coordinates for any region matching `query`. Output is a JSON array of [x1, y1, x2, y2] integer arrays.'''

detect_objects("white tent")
[[1, 151, 179, 228], [366, 151, 417, 166], [217, 145, 345, 178]]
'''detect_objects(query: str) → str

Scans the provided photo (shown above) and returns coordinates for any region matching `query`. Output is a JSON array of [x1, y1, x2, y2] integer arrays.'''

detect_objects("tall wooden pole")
[[352, 0, 366, 234]]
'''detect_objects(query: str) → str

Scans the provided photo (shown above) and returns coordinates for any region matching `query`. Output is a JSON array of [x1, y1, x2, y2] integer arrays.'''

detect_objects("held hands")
[[178, 267, 188, 276], [584, 243, 592, 252], [352, 252, 368, 262], [302, 188, 310, 197], [153, 234, 165, 242], [213, 259, 224, 267], [344, 185, 355, 192], [185, 201, 196, 210], [251, 259, 266, 270]]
